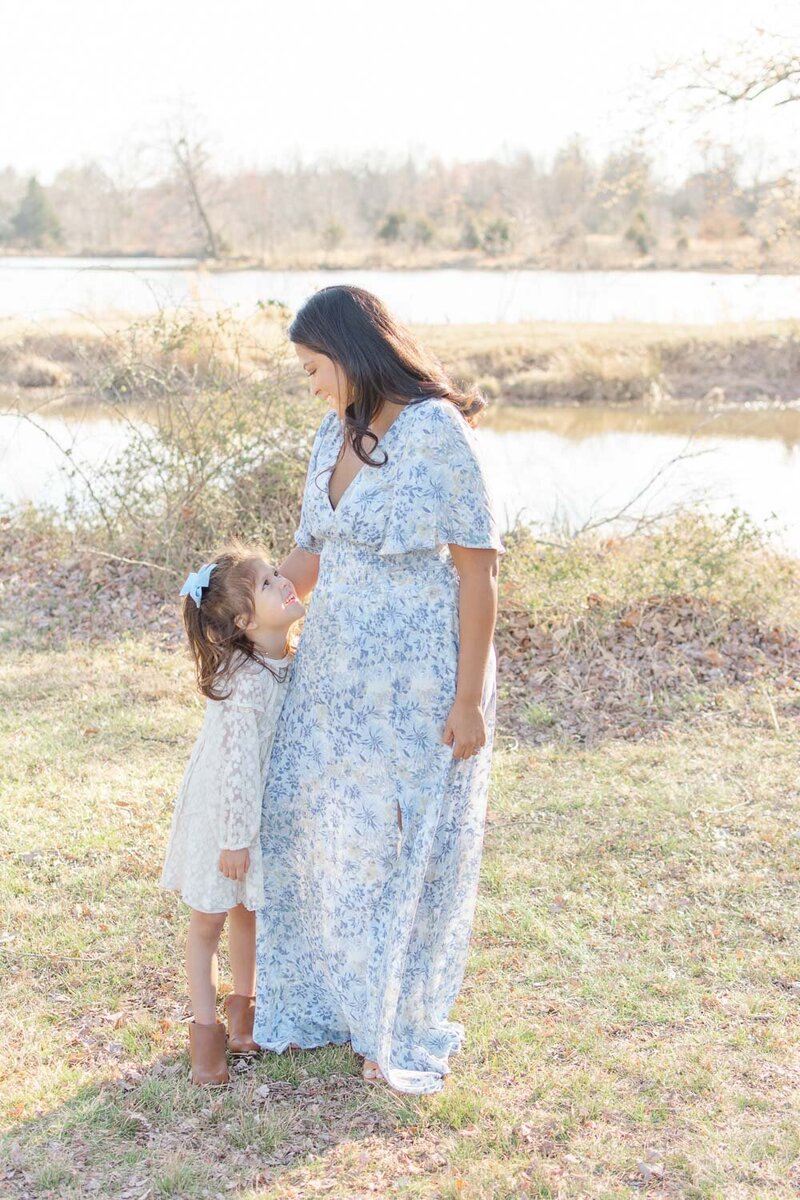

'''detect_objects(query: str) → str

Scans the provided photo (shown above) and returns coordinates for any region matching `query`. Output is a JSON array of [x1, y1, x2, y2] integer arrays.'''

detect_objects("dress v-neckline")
[[326, 401, 423, 514]]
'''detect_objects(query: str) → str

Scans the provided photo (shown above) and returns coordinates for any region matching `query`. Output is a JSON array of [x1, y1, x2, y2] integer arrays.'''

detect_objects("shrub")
[[460, 219, 481, 250], [482, 218, 513, 255], [624, 209, 653, 255], [11, 177, 62, 248], [410, 217, 435, 246], [377, 211, 406, 242], [59, 309, 319, 574]]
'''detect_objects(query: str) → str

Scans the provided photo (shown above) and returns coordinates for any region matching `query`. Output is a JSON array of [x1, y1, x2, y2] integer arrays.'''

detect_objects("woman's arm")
[[279, 546, 320, 601], [442, 546, 499, 759]]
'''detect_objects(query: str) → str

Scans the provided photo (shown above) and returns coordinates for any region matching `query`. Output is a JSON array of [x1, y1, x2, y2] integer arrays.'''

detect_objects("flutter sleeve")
[[378, 401, 505, 556], [294, 410, 337, 554]]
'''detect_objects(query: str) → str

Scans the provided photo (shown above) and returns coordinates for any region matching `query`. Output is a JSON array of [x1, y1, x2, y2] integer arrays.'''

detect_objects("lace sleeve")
[[218, 702, 263, 850]]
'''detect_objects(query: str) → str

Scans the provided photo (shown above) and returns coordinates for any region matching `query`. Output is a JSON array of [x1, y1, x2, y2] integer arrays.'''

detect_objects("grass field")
[[2, 521, 800, 1199]]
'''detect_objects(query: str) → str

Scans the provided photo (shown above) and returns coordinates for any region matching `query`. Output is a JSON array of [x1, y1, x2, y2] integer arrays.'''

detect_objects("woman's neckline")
[[327, 397, 430, 513]]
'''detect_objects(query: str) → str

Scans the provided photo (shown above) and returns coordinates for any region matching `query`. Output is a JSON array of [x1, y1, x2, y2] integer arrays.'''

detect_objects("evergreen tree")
[[12, 177, 62, 247]]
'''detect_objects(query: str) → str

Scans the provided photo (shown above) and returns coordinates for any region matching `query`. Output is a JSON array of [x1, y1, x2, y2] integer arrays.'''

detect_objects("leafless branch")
[[75, 546, 180, 577], [575, 438, 715, 536], [670, 30, 800, 110], [1, 407, 115, 535]]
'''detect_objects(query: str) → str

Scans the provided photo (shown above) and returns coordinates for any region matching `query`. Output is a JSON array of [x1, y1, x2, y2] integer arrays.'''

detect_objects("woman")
[[254, 285, 503, 1094]]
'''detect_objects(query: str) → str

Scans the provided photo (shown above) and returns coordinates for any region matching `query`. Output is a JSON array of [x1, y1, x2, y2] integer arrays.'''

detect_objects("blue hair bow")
[[180, 562, 218, 609]]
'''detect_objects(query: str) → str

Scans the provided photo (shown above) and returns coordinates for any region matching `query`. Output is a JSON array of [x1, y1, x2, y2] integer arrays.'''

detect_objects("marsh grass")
[[423, 320, 800, 407], [3, 315, 799, 418], [499, 512, 800, 629]]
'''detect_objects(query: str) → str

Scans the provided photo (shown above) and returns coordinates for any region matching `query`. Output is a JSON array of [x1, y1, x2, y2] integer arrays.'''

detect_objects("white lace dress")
[[160, 653, 291, 914]]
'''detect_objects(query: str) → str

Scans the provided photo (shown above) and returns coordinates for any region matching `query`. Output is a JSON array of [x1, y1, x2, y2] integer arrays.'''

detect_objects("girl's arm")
[[442, 546, 499, 759], [218, 701, 263, 853], [279, 546, 320, 600]]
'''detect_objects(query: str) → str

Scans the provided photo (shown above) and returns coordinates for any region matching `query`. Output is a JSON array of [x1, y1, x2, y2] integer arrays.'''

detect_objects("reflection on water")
[[483, 401, 800, 447], [0, 412, 135, 511], [479, 405, 800, 553], [2, 403, 799, 554], [1, 257, 800, 325]]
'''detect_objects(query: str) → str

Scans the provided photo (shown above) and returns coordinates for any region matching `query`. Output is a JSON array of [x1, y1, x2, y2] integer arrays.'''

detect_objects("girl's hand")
[[442, 699, 487, 760], [218, 848, 250, 881]]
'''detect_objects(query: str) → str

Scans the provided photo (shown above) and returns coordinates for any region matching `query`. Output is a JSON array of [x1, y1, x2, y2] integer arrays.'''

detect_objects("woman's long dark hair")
[[288, 285, 486, 467]]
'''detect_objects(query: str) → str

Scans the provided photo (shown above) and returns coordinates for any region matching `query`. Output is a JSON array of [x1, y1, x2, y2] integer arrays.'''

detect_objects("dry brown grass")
[[1, 522, 800, 1196], [425, 321, 800, 407], [3, 314, 799, 415]]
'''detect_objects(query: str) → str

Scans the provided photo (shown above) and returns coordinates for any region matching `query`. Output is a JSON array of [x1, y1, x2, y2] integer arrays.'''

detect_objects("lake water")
[[480, 407, 800, 551], [4, 404, 799, 554], [2, 257, 800, 325]]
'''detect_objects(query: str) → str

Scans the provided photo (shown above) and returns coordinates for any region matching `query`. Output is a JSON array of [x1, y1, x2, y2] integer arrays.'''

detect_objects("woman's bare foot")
[[362, 1058, 385, 1083]]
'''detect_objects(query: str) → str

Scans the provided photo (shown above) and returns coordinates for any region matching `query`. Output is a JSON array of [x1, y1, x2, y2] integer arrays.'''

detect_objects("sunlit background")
[[1, 0, 798, 549]]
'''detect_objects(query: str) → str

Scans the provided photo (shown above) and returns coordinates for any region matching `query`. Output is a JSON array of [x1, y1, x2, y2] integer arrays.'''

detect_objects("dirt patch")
[[497, 592, 800, 744]]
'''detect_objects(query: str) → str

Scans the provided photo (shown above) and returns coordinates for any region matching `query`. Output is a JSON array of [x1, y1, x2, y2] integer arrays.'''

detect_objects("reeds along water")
[[3, 312, 800, 556]]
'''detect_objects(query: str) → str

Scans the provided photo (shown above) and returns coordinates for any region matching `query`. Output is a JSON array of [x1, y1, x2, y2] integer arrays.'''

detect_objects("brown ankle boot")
[[224, 994, 260, 1056], [188, 1020, 229, 1086]]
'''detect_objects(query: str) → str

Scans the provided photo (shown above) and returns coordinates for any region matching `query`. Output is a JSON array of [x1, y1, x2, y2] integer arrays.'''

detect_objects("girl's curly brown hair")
[[181, 540, 290, 701]]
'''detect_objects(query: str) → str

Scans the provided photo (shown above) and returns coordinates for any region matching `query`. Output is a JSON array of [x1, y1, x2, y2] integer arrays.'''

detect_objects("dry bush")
[[31, 308, 318, 578], [11, 355, 72, 388]]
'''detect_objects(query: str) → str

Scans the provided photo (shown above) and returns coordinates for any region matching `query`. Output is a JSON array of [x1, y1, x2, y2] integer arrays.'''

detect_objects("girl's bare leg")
[[186, 909, 227, 1024], [227, 904, 256, 997]]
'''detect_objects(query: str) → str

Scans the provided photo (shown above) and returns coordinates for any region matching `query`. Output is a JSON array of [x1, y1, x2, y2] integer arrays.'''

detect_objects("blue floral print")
[[253, 398, 504, 1093]]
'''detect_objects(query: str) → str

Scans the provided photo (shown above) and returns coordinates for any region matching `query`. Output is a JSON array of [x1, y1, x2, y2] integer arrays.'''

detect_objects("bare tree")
[[669, 29, 799, 109], [171, 134, 222, 259], [160, 111, 225, 259]]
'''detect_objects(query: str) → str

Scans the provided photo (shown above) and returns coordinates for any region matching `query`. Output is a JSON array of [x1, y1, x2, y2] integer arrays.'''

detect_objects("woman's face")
[[294, 343, 347, 418]]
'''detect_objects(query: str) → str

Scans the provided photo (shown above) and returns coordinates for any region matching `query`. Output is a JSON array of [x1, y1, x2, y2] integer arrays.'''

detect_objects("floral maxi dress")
[[254, 398, 504, 1093]]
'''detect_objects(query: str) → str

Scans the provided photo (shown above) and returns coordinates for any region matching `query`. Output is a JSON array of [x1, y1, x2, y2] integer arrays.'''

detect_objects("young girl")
[[160, 541, 304, 1086]]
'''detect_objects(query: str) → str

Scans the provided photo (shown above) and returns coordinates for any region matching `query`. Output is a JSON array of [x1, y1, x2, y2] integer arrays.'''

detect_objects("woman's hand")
[[278, 547, 320, 601], [218, 848, 250, 881], [442, 698, 487, 760]]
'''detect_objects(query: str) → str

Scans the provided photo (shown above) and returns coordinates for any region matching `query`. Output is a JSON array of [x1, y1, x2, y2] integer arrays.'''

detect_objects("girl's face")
[[294, 342, 348, 418], [243, 559, 304, 637]]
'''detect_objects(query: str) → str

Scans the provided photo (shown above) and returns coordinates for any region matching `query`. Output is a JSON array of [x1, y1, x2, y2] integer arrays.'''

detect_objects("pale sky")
[[2, 0, 797, 181]]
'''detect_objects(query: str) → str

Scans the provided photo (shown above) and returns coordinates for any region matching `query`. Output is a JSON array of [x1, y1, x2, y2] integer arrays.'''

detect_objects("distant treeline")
[[1, 140, 798, 268]]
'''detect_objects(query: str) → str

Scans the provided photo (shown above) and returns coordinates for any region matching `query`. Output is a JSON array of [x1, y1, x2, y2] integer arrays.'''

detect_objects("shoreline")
[[3, 250, 800, 277]]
